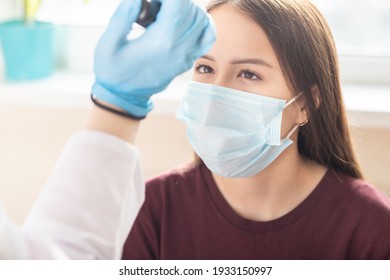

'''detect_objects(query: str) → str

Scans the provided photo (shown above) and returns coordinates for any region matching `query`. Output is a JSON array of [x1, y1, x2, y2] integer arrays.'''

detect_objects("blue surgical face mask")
[[176, 81, 302, 178]]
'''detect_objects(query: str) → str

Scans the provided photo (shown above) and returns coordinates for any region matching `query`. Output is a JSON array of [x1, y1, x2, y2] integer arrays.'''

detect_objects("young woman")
[[122, 0, 390, 259]]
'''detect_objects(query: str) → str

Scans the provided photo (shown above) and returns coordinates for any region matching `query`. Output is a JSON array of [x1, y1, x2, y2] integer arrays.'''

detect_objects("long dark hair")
[[206, 0, 363, 179]]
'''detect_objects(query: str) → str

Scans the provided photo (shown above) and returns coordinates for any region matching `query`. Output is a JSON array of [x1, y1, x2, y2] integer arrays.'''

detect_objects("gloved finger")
[[144, 0, 200, 45], [100, 0, 142, 51], [174, 7, 216, 59], [196, 14, 217, 56], [155, 0, 193, 23], [152, 0, 195, 42]]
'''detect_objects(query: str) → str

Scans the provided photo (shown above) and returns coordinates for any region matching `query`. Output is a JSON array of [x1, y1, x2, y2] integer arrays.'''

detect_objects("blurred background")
[[0, 0, 389, 223]]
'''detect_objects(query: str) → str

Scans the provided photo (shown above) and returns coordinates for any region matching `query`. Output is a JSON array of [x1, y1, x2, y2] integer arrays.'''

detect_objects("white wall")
[[0, 0, 19, 21]]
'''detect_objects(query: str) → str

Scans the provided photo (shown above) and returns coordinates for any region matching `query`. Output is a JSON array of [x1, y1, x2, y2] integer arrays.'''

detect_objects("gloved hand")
[[92, 0, 216, 119]]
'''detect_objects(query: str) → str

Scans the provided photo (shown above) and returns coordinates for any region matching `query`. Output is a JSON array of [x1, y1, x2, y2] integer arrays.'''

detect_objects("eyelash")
[[194, 63, 262, 81], [238, 70, 262, 81], [194, 63, 213, 74]]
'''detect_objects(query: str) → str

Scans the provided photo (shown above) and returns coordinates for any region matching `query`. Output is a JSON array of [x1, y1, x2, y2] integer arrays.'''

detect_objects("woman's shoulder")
[[144, 162, 204, 197], [328, 170, 390, 214], [147, 161, 200, 184], [324, 171, 390, 258]]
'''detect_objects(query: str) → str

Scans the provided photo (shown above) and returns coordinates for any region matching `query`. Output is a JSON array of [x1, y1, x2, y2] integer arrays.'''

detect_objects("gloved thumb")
[[99, 0, 142, 52], [198, 14, 217, 56]]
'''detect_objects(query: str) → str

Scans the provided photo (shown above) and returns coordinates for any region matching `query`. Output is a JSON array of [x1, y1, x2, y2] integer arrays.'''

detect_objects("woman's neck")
[[212, 144, 327, 222]]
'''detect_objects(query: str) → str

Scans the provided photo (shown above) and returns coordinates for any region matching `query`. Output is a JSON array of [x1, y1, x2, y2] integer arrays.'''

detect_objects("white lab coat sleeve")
[[0, 202, 30, 259], [20, 130, 145, 259]]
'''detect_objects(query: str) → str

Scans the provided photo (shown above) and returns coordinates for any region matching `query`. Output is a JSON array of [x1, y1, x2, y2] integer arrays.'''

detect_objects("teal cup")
[[0, 20, 56, 81]]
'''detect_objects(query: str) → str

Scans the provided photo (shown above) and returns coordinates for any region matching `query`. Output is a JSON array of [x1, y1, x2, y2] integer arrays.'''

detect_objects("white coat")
[[0, 130, 145, 259]]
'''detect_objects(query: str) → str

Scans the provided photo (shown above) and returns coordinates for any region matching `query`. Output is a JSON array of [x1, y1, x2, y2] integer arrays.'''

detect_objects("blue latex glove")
[[92, 0, 216, 118]]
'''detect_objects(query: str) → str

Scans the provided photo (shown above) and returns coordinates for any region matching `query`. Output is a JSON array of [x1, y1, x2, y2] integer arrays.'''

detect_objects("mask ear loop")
[[282, 92, 307, 140], [286, 120, 309, 139], [299, 120, 308, 127], [286, 124, 299, 139], [284, 92, 303, 108]]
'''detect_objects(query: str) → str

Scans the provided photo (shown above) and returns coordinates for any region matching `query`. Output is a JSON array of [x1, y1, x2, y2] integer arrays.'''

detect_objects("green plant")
[[24, 0, 42, 23]]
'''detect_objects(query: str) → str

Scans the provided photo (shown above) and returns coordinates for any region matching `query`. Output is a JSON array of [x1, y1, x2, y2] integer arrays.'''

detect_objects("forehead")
[[208, 4, 279, 64]]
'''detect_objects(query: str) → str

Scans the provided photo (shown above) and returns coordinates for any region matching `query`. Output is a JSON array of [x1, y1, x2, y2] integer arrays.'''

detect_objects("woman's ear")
[[311, 84, 321, 109], [296, 84, 320, 126]]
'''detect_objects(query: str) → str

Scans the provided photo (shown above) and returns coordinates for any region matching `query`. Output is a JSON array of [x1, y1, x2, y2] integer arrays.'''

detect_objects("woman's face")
[[193, 4, 305, 137]]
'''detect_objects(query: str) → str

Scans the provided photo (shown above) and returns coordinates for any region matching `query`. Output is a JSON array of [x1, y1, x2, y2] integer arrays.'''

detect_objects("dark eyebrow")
[[201, 55, 215, 61], [200, 55, 273, 69], [231, 58, 273, 69]]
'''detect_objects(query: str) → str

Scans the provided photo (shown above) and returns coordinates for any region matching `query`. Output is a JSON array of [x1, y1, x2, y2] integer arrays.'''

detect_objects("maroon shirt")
[[123, 162, 390, 259]]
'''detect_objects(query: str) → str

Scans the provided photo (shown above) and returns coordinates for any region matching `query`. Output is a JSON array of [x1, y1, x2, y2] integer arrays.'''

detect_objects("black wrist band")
[[90, 94, 146, 121]]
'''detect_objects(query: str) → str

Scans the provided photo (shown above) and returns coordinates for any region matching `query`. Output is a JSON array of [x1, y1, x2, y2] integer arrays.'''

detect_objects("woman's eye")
[[195, 64, 213, 74], [239, 70, 261, 80]]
